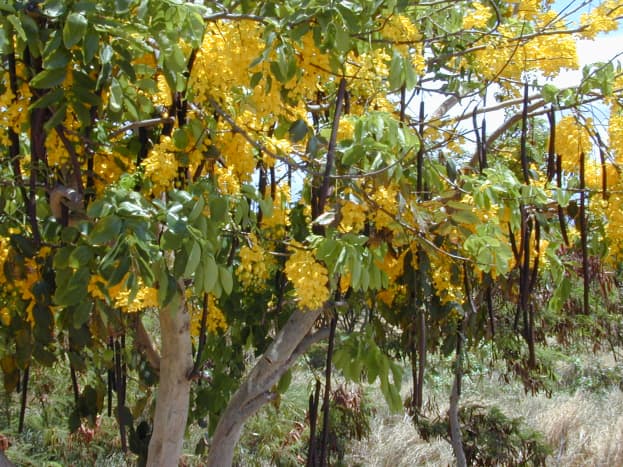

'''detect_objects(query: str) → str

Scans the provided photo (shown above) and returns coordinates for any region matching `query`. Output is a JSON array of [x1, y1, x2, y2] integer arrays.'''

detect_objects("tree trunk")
[[449, 374, 466, 467], [146, 295, 193, 466], [206, 308, 327, 466]]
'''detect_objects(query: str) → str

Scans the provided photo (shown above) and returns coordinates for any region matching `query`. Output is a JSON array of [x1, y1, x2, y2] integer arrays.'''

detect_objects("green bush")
[[416, 403, 552, 466]]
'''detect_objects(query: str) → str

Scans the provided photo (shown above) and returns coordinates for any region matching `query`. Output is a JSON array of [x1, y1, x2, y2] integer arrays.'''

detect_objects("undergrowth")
[[1, 350, 622, 465]]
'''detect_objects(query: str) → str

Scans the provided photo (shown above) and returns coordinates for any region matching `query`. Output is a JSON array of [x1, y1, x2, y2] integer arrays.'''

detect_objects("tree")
[[0, 0, 622, 465]]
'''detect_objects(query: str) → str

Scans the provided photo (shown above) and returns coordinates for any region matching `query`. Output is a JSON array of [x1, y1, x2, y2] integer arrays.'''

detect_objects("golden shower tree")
[[0, 0, 621, 465]]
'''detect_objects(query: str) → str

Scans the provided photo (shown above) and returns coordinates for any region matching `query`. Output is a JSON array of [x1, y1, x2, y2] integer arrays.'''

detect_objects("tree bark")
[[206, 308, 326, 466], [449, 374, 466, 467], [146, 294, 193, 466]]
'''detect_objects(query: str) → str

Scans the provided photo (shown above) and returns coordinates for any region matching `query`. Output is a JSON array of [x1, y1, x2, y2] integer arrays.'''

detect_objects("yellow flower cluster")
[[595, 106, 623, 260], [0, 307, 10, 327], [14, 253, 48, 324], [339, 200, 367, 233], [337, 118, 355, 141], [292, 32, 332, 95], [370, 184, 399, 230], [378, 15, 426, 87], [553, 116, 593, 172], [0, 236, 8, 284], [284, 242, 330, 310], [46, 112, 82, 168], [154, 74, 172, 107], [375, 251, 406, 306], [580, 1, 620, 39], [214, 166, 241, 195], [513, 0, 541, 20], [376, 251, 405, 282], [469, 20, 578, 80], [191, 20, 302, 119], [189, 294, 228, 338], [609, 110, 623, 163], [602, 194, 623, 260], [0, 238, 14, 326], [206, 295, 227, 333], [0, 73, 31, 147], [0, 243, 53, 326], [217, 131, 256, 182], [115, 286, 159, 313], [142, 136, 179, 195], [463, 2, 492, 30], [236, 234, 273, 289], [346, 49, 392, 106], [261, 185, 291, 238], [382, 14, 422, 47], [430, 254, 464, 305], [88, 274, 158, 313], [93, 151, 129, 195]]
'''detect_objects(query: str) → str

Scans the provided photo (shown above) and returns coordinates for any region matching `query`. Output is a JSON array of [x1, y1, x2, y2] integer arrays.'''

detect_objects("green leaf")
[[173, 127, 189, 149], [289, 119, 308, 143], [250, 71, 263, 88], [277, 369, 292, 393], [219, 266, 233, 295], [72, 302, 93, 328], [29, 88, 64, 110], [43, 47, 71, 69], [184, 241, 201, 278], [188, 196, 205, 222], [83, 30, 99, 64], [69, 245, 94, 268], [63, 12, 88, 48], [164, 43, 187, 73], [334, 27, 350, 53], [90, 215, 123, 245], [209, 197, 228, 223], [31, 67, 67, 89], [349, 254, 362, 290], [313, 211, 336, 226], [202, 254, 218, 293], [43, 0, 66, 17], [541, 83, 558, 104], [388, 53, 403, 90], [43, 103, 67, 133], [54, 268, 90, 307], [109, 77, 123, 112]]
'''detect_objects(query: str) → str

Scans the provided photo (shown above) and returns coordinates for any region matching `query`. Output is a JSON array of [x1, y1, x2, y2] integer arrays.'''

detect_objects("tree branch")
[[135, 314, 161, 372]]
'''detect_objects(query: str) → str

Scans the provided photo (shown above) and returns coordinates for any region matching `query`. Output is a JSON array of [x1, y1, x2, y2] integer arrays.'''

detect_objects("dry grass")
[[530, 389, 623, 467], [347, 357, 623, 466], [348, 409, 453, 466]]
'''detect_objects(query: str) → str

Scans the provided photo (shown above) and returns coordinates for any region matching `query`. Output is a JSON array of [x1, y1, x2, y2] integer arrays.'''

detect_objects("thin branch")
[[109, 117, 175, 139], [318, 78, 347, 215]]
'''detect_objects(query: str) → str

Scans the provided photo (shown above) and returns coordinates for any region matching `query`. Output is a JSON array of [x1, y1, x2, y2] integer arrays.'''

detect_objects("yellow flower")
[[142, 136, 179, 195], [553, 116, 592, 172], [463, 2, 492, 30], [284, 242, 330, 310], [114, 286, 159, 313], [339, 200, 367, 233], [579, 1, 619, 39], [0, 307, 11, 326], [236, 234, 274, 289], [190, 294, 228, 337]]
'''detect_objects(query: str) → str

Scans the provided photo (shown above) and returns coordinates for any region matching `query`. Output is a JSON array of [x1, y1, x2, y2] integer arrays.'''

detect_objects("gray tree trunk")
[[449, 366, 466, 467], [206, 308, 325, 466], [0, 451, 15, 467], [146, 294, 193, 466]]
